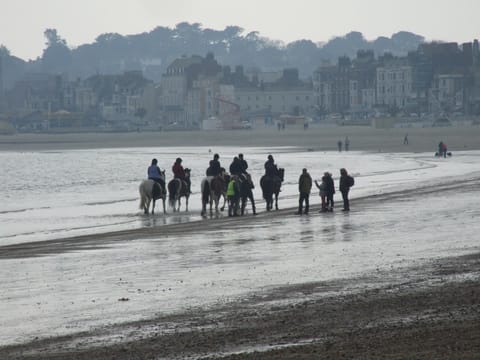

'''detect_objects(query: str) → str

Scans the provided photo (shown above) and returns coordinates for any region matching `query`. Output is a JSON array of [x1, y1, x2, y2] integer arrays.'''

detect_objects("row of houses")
[[1, 39, 479, 131]]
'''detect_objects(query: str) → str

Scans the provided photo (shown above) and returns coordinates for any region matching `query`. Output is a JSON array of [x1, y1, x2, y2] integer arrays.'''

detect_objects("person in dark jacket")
[[324, 172, 335, 211], [229, 156, 243, 176], [264, 154, 278, 177], [296, 168, 312, 215], [238, 153, 248, 173], [206, 153, 221, 177], [339, 168, 352, 211]]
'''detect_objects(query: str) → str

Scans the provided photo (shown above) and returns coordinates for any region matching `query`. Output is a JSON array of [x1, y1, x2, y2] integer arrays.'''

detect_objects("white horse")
[[139, 173, 166, 215]]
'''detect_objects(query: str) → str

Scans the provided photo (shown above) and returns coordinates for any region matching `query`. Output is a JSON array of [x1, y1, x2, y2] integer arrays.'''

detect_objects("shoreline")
[[2, 126, 480, 153]]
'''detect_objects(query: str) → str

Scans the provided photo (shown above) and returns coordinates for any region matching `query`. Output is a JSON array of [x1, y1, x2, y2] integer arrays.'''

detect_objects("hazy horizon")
[[1, 0, 479, 61]]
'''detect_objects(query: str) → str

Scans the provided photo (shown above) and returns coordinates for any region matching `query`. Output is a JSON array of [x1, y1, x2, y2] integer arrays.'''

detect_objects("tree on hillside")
[[42, 28, 72, 73]]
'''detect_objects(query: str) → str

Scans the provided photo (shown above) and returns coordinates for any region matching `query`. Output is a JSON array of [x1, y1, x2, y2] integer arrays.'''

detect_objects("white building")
[[376, 65, 413, 108], [235, 87, 314, 116]]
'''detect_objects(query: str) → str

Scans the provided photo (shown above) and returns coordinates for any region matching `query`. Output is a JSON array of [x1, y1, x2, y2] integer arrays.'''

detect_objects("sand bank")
[[1, 126, 480, 153]]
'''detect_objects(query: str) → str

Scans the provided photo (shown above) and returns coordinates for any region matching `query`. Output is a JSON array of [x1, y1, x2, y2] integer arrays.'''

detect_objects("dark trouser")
[[341, 190, 350, 211], [326, 193, 334, 210], [150, 178, 165, 191], [228, 195, 239, 216], [299, 192, 310, 214]]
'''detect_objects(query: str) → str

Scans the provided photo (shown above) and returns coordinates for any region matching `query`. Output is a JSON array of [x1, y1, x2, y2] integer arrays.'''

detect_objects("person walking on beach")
[[345, 136, 350, 151], [339, 168, 354, 212], [337, 140, 343, 152], [323, 172, 335, 211], [403, 133, 409, 145], [296, 168, 312, 215]]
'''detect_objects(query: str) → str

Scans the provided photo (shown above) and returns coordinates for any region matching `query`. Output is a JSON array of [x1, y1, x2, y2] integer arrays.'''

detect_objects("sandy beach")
[[2, 125, 480, 153], [1, 126, 480, 359]]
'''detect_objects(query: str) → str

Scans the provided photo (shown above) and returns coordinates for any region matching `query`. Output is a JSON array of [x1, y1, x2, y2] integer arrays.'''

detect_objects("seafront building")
[[1, 39, 480, 132]]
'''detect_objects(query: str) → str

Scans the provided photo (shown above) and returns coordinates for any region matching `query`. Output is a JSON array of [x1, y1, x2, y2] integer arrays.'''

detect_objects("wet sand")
[[1, 180, 480, 358], [1, 252, 479, 359], [1, 127, 480, 358], [2, 125, 480, 152]]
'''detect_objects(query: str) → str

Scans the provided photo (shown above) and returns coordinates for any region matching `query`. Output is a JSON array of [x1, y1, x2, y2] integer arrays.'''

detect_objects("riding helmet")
[[176, 157, 182, 163]]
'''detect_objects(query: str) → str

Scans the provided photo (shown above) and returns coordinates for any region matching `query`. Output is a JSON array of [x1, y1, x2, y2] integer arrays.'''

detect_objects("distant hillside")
[[1, 23, 426, 87]]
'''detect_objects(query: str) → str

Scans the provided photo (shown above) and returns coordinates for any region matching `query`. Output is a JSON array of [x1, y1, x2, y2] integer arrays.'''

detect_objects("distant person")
[[441, 142, 448, 158], [148, 158, 165, 189], [337, 140, 343, 152], [438, 141, 444, 157], [277, 122, 281, 131], [345, 136, 350, 151], [296, 168, 312, 215], [339, 168, 354, 211], [404, 133, 409, 145]]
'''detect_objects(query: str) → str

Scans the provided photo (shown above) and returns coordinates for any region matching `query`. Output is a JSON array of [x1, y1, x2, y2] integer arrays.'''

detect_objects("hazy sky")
[[2, 0, 479, 60]]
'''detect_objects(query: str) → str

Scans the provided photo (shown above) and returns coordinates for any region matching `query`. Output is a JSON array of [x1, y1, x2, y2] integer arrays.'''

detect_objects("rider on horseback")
[[148, 158, 165, 192], [172, 157, 191, 194], [238, 153, 248, 173], [264, 154, 282, 190], [206, 153, 222, 177], [229, 156, 243, 176]]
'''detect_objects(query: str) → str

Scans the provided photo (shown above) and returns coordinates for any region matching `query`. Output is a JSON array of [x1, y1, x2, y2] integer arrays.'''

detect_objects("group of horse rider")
[[147, 157, 191, 194], [147, 153, 283, 214]]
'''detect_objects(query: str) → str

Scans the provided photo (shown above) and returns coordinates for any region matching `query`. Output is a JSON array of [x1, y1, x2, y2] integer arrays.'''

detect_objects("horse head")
[[277, 168, 285, 182], [185, 168, 191, 178]]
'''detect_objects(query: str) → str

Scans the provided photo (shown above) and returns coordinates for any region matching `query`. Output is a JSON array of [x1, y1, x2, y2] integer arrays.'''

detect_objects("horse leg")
[[185, 195, 189, 212], [162, 198, 166, 214], [250, 193, 257, 215], [145, 198, 151, 214], [177, 198, 181, 212], [275, 192, 279, 210], [220, 193, 226, 212], [152, 199, 156, 215]]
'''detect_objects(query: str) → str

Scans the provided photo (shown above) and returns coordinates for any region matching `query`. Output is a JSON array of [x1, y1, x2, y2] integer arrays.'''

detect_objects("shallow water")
[[1, 148, 480, 345]]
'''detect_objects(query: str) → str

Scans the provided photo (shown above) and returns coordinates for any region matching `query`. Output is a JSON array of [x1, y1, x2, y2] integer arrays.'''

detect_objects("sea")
[[1, 146, 480, 345]]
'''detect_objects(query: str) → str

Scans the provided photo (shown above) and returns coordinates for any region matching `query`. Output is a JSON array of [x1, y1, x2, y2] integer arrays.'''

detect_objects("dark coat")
[[299, 173, 312, 194], [339, 175, 351, 192], [206, 159, 221, 176]]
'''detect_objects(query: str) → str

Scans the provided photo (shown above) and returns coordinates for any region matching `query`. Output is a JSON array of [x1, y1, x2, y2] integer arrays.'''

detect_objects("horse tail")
[[201, 178, 210, 204], [168, 180, 175, 208], [139, 181, 146, 210]]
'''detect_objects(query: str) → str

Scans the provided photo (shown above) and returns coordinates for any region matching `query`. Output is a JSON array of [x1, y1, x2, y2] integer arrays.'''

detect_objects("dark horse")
[[167, 168, 191, 212], [260, 168, 284, 211], [238, 173, 257, 215], [201, 172, 227, 216]]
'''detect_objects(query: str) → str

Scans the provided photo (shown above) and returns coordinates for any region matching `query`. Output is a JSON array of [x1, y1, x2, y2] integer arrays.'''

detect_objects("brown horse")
[[167, 168, 191, 212], [260, 168, 284, 211], [201, 172, 227, 216]]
